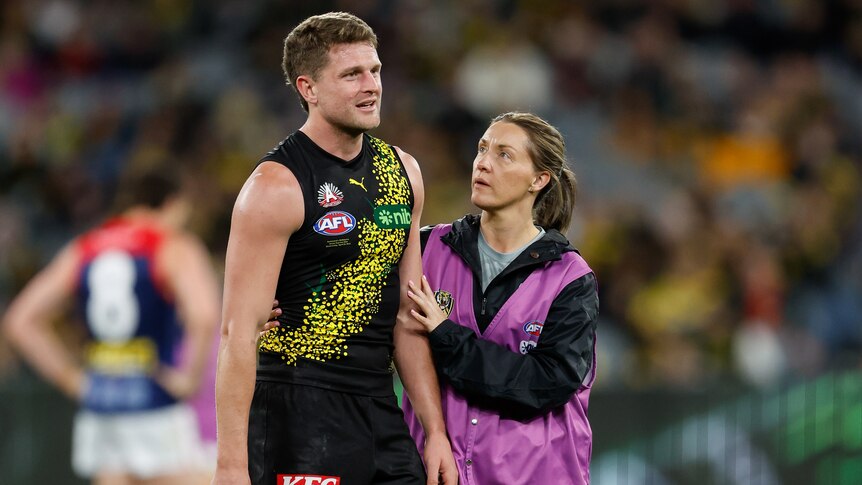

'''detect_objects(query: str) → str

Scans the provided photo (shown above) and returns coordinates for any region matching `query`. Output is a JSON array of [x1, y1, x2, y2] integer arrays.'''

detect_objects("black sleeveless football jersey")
[[256, 130, 414, 395]]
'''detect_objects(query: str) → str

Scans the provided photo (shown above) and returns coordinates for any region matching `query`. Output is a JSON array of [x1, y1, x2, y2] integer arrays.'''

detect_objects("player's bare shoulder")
[[234, 161, 304, 234], [393, 146, 421, 176], [158, 229, 208, 271], [393, 146, 424, 201], [244, 161, 302, 197]]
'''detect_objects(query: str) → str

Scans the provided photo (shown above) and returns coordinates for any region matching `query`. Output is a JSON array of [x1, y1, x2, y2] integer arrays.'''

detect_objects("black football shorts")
[[248, 380, 426, 485]]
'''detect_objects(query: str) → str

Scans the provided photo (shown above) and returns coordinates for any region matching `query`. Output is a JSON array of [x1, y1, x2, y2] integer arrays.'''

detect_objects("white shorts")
[[72, 403, 207, 478]]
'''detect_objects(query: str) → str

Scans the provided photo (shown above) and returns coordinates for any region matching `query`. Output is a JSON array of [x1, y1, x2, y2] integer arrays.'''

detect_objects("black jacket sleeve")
[[428, 272, 599, 415], [419, 225, 435, 253]]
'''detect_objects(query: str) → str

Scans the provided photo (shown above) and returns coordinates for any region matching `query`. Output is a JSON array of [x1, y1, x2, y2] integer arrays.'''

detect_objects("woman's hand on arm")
[[407, 275, 449, 333]]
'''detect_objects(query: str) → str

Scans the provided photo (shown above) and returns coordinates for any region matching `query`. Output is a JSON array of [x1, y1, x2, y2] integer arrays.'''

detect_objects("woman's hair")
[[491, 112, 577, 232], [282, 12, 378, 112]]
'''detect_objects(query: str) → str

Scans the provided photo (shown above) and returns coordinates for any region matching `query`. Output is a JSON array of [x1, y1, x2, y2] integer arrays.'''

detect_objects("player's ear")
[[296, 75, 317, 106]]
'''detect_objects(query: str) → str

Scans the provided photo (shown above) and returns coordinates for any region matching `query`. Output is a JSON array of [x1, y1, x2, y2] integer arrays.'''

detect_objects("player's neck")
[[300, 119, 364, 161], [122, 207, 162, 224], [122, 206, 180, 230]]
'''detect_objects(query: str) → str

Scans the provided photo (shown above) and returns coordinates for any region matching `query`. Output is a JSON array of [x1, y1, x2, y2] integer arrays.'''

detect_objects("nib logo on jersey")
[[374, 204, 411, 229], [314, 211, 356, 236], [278, 475, 340, 485]]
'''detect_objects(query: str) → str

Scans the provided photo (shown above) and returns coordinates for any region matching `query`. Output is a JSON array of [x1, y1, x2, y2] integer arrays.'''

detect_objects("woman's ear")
[[530, 171, 551, 193]]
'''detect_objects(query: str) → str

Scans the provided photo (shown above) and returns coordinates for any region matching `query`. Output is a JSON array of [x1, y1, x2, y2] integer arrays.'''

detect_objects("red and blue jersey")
[[73, 218, 181, 413]]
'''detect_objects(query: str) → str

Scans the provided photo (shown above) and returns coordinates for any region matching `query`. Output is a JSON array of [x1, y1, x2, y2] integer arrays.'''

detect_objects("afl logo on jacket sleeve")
[[523, 320, 544, 337], [313, 211, 356, 236], [520, 320, 544, 354]]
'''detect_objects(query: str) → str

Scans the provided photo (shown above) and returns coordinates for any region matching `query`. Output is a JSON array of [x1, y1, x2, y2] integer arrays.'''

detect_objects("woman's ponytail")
[[535, 165, 577, 232]]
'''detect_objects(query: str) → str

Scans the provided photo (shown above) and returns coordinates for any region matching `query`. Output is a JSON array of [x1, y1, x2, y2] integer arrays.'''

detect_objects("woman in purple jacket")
[[403, 112, 599, 485]]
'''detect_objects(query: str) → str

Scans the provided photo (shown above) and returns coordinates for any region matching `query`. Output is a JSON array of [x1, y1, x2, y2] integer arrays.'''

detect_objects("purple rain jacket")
[[403, 215, 599, 485]]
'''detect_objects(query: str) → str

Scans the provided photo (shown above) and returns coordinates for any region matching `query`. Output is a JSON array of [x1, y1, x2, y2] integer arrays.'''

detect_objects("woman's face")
[[471, 121, 543, 212]]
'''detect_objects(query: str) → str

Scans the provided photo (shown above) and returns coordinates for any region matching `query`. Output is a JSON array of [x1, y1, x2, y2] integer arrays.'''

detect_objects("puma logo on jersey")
[[348, 177, 367, 192]]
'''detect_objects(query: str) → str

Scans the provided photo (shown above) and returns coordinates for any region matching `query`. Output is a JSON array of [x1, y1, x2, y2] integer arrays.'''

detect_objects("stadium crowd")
[[1, 0, 861, 392]]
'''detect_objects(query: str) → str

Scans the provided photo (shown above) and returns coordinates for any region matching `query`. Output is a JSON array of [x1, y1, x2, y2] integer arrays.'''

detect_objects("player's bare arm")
[[213, 162, 303, 485], [392, 147, 459, 485], [156, 231, 221, 399], [2, 244, 84, 399]]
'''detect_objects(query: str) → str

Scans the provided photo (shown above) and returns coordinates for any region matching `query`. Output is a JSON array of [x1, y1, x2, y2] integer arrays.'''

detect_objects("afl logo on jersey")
[[314, 211, 356, 236]]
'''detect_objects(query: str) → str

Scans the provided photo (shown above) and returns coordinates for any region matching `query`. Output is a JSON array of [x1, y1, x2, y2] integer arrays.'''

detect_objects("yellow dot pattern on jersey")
[[259, 137, 410, 364]]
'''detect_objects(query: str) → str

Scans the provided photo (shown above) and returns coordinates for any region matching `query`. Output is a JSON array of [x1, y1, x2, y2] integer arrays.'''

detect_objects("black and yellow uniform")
[[249, 131, 425, 484]]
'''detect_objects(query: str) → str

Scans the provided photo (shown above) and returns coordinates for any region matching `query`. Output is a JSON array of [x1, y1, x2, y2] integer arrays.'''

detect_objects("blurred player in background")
[[2, 170, 220, 485]]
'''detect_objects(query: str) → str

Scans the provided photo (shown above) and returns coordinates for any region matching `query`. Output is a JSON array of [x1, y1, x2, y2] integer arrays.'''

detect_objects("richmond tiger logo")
[[434, 290, 454, 317]]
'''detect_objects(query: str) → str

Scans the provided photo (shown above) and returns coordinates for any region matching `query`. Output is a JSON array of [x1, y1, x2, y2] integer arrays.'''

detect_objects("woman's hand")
[[407, 275, 448, 333], [259, 299, 282, 336]]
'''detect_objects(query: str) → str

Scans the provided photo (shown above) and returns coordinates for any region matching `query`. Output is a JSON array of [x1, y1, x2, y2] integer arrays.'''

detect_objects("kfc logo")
[[278, 475, 340, 485]]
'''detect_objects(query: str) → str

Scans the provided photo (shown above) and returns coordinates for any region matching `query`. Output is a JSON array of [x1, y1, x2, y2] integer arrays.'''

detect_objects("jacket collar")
[[441, 213, 575, 275]]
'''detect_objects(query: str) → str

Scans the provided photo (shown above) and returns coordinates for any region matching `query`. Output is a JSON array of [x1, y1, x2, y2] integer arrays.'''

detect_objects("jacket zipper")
[[481, 297, 487, 315]]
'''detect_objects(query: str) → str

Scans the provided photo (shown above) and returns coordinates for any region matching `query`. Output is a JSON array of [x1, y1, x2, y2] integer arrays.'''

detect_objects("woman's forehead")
[[481, 122, 529, 149]]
